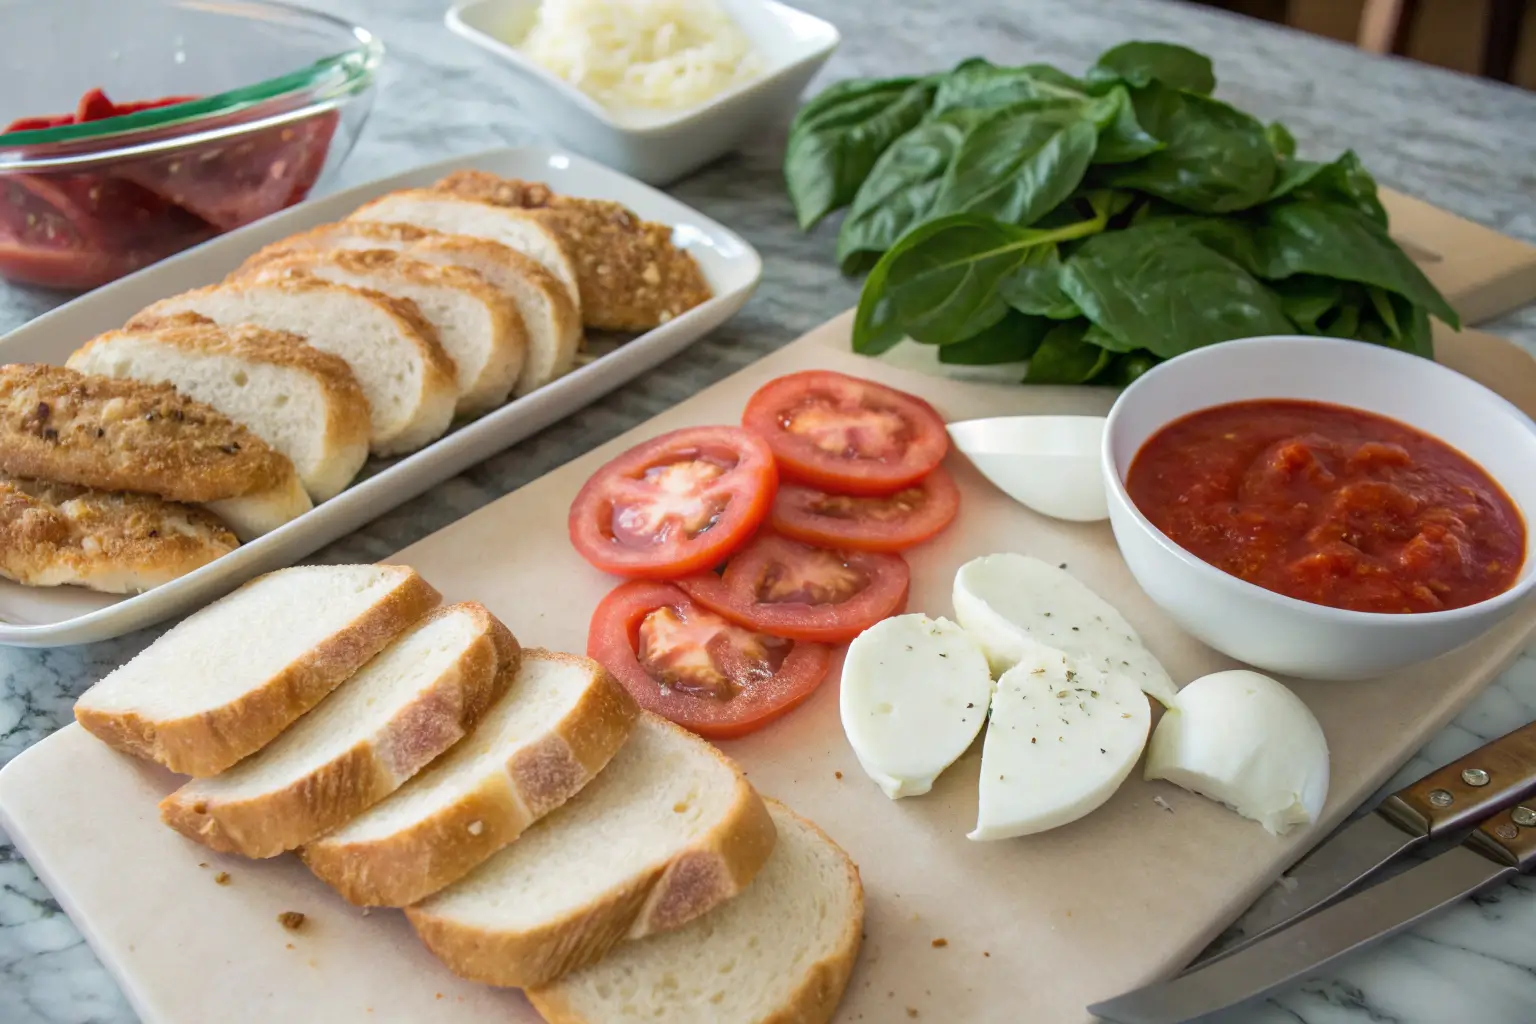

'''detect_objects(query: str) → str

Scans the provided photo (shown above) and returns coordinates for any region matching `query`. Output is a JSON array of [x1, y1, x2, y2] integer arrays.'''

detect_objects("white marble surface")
[[2, 0, 1536, 1021]]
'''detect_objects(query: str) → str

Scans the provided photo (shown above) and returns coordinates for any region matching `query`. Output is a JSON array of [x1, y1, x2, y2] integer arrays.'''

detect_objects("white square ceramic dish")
[[0, 145, 761, 648], [446, 0, 840, 184]]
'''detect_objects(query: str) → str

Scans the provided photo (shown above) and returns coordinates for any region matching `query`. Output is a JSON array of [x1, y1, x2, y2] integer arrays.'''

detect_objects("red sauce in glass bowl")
[[1126, 399, 1526, 614]]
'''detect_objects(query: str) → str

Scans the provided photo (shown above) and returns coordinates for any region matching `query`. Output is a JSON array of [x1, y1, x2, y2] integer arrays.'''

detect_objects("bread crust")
[[432, 172, 712, 332], [300, 649, 639, 907], [0, 473, 238, 593], [157, 602, 516, 858], [404, 713, 776, 988], [71, 316, 372, 501], [74, 565, 442, 777], [232, 221, 434, 276], [0, 363, 292, 503], [527, 801, 865, 1024]]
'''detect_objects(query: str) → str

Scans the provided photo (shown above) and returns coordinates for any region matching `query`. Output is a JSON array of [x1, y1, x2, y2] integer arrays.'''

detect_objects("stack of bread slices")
[[0, 171, 713, 595], [73, 563, 864, 1024]]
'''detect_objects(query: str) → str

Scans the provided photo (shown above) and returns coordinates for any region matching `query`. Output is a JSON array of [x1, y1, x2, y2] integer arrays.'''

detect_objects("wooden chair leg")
[[1359, 0, 1421, 54], [1482, 0, 1527, 82]]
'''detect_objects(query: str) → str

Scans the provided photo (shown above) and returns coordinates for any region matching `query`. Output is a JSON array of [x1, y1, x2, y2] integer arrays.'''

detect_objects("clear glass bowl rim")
[[0, 0, 383, 170]]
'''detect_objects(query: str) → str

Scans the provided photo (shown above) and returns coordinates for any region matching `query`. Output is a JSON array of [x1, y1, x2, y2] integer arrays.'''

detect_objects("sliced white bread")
[[238, 223, 583, 398], [68, 317, 371, 503], [406, 712, 777, 988], [160, 602, 518, 858], [132, 279, 458, 457], [529, 800, 864, 1024], [301, 649, 639, 907], [75, 564, 442, 776], [348, 190, 583, 316], [248, 250, 526, 416], [203, 474, 313, 542]]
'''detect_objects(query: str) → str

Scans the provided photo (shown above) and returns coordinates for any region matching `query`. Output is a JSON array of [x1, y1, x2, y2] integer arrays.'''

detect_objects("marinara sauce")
[[1126, 400, 1525, 614]]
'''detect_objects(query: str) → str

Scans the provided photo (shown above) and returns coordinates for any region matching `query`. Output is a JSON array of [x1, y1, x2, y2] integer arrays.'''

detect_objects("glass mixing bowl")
[[0, 0, 383, 291]]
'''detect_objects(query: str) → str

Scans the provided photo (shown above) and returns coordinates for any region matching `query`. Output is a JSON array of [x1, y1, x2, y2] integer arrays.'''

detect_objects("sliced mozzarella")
[[970, 644, 1150, 841], [953, 553, 1179, 707], [840, 614, 994, 799], [1145, 670, 1329, 835]]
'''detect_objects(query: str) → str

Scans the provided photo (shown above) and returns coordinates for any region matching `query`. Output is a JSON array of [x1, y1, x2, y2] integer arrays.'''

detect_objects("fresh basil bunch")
[[784, 41, 1459, 384]]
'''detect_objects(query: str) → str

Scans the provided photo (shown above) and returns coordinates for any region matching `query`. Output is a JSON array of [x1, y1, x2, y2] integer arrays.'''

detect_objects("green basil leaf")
[[785, 77, 936, 231], [931, 61, 1087, 115], [938, 311, 1052, 364], [1100, 83, 1276, 213], [1267, 158, 1326, 200], [1024, 321, 1114, 383], [1363, 286, 1434, 357], [1130, 213, 1269, 277], [1104, 350, 1160, 386], [1279, 151, 1387, 226], [1087, 41, 1216, 95], [998, 246, 1080, 318], [1089, 85, 1165, 165], [1266, 121, 1298, 159], [836, 111, 981, 273], [1059, 223, 1295, 358], [1320, 301, 1362, 339], [928, 104, 1099, 227], [1083, 321, 1140, 353], [1256, 200, 1459, 327], [1270, 275, 1347, 331]]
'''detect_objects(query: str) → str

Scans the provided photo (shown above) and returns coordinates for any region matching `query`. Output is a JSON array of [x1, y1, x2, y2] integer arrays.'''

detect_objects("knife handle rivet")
[[1513, 806, 1536, 828], [1462, 768, 1491, 787], [1429, 788, 1455, 807], [1495, 822, 1521, 841]]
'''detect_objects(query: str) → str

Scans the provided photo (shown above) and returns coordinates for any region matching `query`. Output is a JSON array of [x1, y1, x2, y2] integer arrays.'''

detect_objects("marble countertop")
[[3, 0, 1536, 1021]]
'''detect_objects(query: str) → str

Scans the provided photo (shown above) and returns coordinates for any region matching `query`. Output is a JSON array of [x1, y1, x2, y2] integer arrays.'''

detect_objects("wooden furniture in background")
[[1358, 0, 1527, 80]]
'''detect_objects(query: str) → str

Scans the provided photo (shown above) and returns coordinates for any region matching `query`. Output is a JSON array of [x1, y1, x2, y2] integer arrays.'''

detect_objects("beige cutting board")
[[4, 313, 1536, 1024], [1382, 188, 1536, 325]]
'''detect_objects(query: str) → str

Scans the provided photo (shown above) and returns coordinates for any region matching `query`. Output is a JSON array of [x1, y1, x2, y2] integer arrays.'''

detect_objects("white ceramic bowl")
[[947, 415, 1109, 522], [1102, 336, 1536, 681], [446, 0, 840, 184]]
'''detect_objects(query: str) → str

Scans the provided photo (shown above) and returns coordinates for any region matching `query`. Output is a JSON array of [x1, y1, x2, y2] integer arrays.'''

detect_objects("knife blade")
[[1192, 718, 1536, 966], [1088, 805, 1536, 1023]]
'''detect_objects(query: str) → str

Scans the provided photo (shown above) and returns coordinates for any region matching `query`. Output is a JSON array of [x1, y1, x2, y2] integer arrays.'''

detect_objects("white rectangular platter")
[[0, 145, 761, 647], [5, 313, 1536, 1024]]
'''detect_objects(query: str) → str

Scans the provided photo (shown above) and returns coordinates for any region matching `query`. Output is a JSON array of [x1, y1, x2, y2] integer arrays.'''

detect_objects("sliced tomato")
[[676, 534, 909, 643], [770, 466, 961, 552], [569, 425, 778, 579], [741, 370, 949, 495], [588, 580, 832, 739]]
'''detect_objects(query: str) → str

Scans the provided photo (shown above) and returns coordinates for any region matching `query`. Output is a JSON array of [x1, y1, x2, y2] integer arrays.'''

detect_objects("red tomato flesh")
[[742, 370, 949, 495], [769, 465, 960, 552], [569, 425, 777, 579], [588, 580, 832, 739], [677, 533, 909, 643], [1127, 399, 1526, 614]]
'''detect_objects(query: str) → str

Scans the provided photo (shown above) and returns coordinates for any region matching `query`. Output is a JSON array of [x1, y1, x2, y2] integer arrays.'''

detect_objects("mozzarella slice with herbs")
[[1145, 670, 1329, 835], [970, 645, 1151, 841], [840, 614, 994, 799], [953, 553, 1179, 707]]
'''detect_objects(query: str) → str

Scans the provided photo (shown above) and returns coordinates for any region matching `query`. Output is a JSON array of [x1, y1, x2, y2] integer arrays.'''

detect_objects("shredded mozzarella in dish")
[[518, 0, 763, 111]]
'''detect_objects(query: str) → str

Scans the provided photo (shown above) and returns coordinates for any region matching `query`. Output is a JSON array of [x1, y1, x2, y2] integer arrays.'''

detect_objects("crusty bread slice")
[[74, 564, 442, 776], [528, 800, 864, 1024], [0, 473, 238, 593], [236, 222, 582, 398], [301, 649, 639, 907], [433, 171, 713, 332], [132, 279, 458, 457], [249, 250, 526, 416], [68, 316, 371, 503], [348, 190, 582, 316], [406, 712, 776, 988], [160, 602, 518, 858], [0, 363, 311, 542]]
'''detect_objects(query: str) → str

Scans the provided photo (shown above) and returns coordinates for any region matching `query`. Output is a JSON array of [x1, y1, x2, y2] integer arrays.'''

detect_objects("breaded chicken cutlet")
[[432, 171, 713, 333], [0, 474, 238, 593]]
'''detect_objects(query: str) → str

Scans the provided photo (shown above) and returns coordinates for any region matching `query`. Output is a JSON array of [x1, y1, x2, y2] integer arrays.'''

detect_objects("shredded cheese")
[[517, 0, 763, 111]]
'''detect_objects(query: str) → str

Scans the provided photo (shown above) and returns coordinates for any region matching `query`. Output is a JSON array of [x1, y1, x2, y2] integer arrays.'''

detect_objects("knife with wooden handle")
[[1191, 718, 1536, 967], [1089, 802, 1536, 1023]]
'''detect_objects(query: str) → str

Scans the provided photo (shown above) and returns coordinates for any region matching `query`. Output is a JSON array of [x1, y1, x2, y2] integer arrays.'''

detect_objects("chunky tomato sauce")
[[1126, 399, 1525, 614]]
